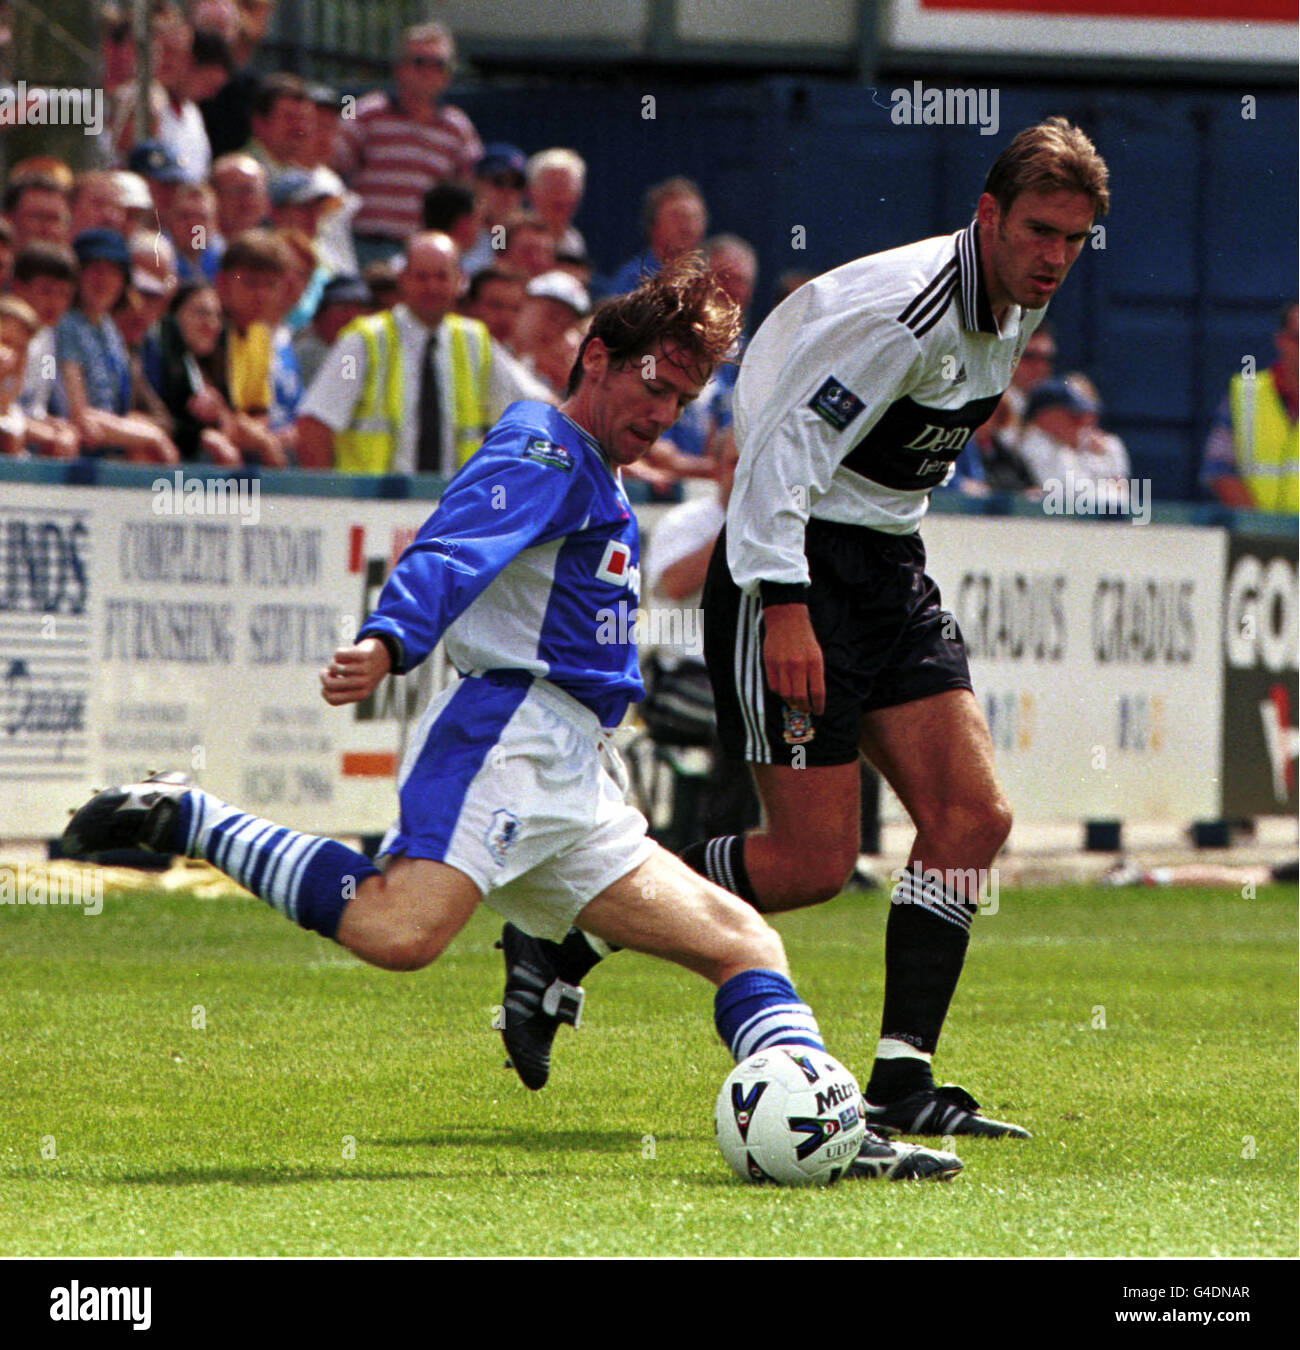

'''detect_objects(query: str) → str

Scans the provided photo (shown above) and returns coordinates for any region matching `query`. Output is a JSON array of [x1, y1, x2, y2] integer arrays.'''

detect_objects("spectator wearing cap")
[[126, 141, 189, 221], [296, 231, 537, 474], [526, 148, 587, 261], [111, 3, 212, 183], [268, 168, 345, 278], [3, 177, 73, 251], [607, 177, 708, 298], [335, 22, 483, 267], [70, 172, 129, 241], [459, 143, 527, 278], [54, 229, 178, 462], [1018, 375, 1130, 492], [510, 269, 589, 398], [292, 274, 372, 387], [112, 172, 158, 236]]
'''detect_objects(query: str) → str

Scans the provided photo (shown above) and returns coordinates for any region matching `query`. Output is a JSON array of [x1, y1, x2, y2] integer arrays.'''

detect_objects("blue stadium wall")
[[451, 78, 1298, 505]]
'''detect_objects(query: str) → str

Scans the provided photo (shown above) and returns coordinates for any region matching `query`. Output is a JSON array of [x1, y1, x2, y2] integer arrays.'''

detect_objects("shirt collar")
[[394, 303, 442, 337], [956, 219, 1009, 336]]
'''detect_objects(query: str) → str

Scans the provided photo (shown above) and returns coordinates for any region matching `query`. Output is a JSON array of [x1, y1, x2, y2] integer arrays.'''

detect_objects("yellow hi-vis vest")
[[1229, 368, 1298, 514], [334, 311, 492, 474]]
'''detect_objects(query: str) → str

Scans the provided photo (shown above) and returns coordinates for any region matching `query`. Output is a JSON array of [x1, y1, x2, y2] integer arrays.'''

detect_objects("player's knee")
[[762, 834, 858, 904], [795, 848, 860, 904], [370, 916, 454, 971], [923, 796, 1013, 861]]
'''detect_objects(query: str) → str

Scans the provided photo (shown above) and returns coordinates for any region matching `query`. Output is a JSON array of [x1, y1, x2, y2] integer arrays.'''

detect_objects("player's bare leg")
[[334, 857, 482, 971], [61, 773, 482, 974], [742, 760, 862, 911], [574, 846, 786, 984], [855, 688, 1026, 1138]]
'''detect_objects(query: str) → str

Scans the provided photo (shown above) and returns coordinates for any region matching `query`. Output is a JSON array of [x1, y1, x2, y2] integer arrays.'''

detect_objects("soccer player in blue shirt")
[[63, 257, 962, 1183]]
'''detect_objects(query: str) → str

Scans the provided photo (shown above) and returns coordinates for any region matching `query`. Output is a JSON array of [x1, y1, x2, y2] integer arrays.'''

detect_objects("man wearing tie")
[[296, 232, 538, 474]]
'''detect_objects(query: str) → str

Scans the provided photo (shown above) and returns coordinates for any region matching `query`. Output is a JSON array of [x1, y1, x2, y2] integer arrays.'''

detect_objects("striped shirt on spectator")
[[335, 92, 482, 241]]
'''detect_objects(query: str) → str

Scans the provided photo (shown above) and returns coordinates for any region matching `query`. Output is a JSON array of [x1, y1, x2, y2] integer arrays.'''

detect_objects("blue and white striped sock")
[[174, 790, 378, 939], [714, 968, 825, 1062]]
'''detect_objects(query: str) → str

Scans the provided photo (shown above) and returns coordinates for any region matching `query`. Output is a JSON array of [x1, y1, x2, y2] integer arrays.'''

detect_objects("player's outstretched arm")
[[320, 637, 392, 706]]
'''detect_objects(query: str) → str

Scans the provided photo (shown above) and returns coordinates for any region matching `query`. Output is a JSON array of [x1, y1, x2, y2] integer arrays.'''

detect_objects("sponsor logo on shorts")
[[809, 376, 865, 432], [485, 809, 521, 866], [522, 438, 574, 471], [781, 704, 815, 744]]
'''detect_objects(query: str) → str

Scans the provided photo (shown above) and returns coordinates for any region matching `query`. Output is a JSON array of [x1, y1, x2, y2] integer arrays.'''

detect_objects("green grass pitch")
[[1, 879, 1295, 1258]]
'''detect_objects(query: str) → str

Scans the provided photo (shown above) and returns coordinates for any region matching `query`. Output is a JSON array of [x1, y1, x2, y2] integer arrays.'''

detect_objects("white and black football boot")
[[61, 772, 192, 858], [844, 1127, 963, 1181], [495, 922, 584, 1090], [864, 1084, 1031, 1140]]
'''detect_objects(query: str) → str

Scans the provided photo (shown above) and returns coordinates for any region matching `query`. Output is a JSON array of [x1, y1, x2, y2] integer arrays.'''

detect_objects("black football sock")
[[865, 867, 977, 1103], [553, 927, 614, 983], [679, 835, 759, 908]]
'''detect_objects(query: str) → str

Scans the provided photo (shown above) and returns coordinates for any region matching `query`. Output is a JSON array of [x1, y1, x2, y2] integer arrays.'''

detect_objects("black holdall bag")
[[639, 652, 716, 748]]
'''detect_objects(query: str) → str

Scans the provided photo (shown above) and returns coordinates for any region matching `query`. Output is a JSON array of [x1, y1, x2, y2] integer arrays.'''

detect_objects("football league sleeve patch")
[[808, 376, 866, 432], [521, 437, 575, 471]]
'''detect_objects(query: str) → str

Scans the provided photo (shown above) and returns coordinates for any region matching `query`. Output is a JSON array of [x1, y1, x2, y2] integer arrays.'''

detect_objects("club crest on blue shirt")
[[781, 703, 815, 745], [808, 376, 865, 432], [522, 438, 574, 471], [486, 809, 521, 866]]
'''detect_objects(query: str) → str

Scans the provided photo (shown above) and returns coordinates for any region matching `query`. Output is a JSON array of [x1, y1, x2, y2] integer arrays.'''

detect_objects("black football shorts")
[[703, 519, 972, 767]]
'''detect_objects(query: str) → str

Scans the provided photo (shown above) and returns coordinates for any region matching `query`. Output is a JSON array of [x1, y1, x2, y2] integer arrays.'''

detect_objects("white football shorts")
[[377, 670, 653, 940]]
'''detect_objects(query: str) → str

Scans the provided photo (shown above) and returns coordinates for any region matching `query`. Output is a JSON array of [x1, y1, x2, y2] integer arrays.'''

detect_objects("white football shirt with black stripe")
[[727, 219, 1045, 593]]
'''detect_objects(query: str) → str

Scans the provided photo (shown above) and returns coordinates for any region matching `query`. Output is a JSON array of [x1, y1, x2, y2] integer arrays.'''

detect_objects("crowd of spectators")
[[1, 3, 1294, 513]]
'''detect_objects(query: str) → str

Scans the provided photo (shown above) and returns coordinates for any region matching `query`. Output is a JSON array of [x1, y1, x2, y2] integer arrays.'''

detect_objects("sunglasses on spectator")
[[1022, 349, 1055, 362], [406, 55, 450, 70]]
